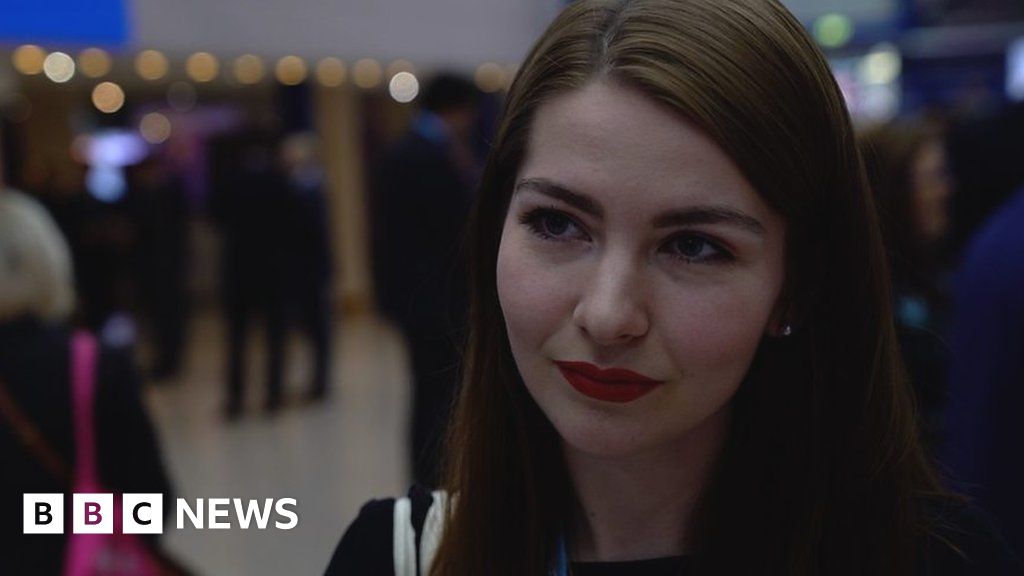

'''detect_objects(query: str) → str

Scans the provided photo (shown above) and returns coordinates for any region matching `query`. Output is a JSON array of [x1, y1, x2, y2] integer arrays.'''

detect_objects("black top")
[[369, 129, 472, 335], [324, 486, 1024, 575]]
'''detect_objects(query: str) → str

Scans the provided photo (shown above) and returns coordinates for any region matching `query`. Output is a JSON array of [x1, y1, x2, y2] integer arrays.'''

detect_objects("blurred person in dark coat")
[[128, 156, 190, 380], [280, 132, 333, 402], [209, 129, 290, 418], [860, 120, 954, 449], [941, 187, 1024, 561], [0, 189, 181, 575], [371, 73, 479, 487], [59, 163, 139, 333]]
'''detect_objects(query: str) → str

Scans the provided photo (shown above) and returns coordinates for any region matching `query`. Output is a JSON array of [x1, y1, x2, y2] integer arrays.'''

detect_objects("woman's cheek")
[[497, 238, 573, 346], [656, 284, 770, 373]]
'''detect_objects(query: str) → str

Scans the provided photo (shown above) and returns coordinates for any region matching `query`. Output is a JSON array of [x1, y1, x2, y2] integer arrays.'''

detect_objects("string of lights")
[[8, 44, 517, 115]]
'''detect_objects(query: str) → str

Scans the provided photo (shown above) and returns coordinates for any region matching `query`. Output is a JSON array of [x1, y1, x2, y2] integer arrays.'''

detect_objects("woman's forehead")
[[519, 81, 772, 222]]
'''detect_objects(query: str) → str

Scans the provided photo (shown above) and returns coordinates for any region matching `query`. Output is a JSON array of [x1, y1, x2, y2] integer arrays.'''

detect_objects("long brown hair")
[[433, 1, 944, 573]]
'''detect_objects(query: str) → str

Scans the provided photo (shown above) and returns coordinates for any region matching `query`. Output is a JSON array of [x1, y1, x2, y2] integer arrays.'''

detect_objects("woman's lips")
[[554, 361, 664, 403]]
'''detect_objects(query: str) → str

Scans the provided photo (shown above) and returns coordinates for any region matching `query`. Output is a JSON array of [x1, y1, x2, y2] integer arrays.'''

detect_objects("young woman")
[[327, 0, 1023, 574]]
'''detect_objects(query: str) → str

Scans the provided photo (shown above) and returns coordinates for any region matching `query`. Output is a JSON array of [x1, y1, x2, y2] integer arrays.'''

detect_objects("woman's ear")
[[766, 280, 800, 338], [765, 306, 793, 338]]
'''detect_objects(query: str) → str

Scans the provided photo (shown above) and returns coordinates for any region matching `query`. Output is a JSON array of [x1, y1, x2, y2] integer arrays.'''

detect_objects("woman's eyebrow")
[[515, 178, 603, 218], [651, 207, 765, 236], [513, 178, 766, 236]]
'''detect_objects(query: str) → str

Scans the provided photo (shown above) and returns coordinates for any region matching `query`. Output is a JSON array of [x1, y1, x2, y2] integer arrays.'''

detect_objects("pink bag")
[[63, 331, 163, 576]]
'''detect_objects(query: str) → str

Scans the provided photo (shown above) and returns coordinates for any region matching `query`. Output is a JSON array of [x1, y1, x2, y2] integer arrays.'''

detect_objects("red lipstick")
[[554, 361, 663, 403]]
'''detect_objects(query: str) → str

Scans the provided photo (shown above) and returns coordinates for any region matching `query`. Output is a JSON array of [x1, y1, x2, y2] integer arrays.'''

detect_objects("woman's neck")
[[563, 406, 730, 562]]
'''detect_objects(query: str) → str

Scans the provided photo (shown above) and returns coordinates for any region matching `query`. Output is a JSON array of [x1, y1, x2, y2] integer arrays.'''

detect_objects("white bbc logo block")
[[122, 494, 163, 534], [73, 493, 113, 534], [24, 494, 64, 534]]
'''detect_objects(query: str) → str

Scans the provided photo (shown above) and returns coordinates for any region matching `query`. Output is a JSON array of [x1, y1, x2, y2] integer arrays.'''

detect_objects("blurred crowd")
[[858, 105, 1024, 561], [0, 72, 486, 574]]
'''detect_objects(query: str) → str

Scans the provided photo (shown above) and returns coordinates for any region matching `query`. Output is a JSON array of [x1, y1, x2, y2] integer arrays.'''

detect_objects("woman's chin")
[[553, 414, 671, 461]]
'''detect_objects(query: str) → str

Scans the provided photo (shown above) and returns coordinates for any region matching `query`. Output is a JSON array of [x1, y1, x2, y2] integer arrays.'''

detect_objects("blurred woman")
[[0, 189, 182, 575], [860, 121, 954, 448]]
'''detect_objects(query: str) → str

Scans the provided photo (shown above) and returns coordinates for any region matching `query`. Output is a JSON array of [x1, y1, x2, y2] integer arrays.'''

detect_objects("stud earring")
[[781, 324, 793, 337]]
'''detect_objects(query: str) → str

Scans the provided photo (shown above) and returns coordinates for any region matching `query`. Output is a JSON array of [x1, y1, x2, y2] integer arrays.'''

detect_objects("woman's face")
[[496, 80, 787, 458]]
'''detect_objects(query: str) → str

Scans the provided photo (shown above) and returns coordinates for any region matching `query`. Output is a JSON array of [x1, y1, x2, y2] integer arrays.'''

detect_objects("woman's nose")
[[572, 255, 649, 346]]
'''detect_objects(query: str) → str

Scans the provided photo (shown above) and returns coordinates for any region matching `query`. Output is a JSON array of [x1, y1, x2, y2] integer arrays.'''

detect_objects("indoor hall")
[[3, 0, 1024, 574]]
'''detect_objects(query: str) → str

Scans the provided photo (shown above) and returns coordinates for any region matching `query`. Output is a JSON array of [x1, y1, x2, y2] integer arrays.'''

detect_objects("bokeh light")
[[139, 112, 172, 144], [814, 13, 854, 49], [275, 56, 308, 86], [474, 63, 506, 93], [12, 45, 46, 75], [78, 48, 112, 78], [353, 59, 383, 89], [859, 44, 901, 85], [388, 72, 419, 103], [186, 52, 219, 83], [315, 57, 346, 87], [233, 54, 265, 85], [135, 50, 169, 81], [92, 82, 126, 113], [43, 52, 76, 83]]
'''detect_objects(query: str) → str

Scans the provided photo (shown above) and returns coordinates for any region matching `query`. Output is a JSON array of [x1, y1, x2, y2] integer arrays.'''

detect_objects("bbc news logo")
[[24, 494, 299, 534]]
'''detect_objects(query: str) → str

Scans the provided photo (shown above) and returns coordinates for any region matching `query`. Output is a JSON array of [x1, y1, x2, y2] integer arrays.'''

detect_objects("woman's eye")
[[517, 209, 730, 264], [664, 234, 731, 263], [519, 208, 586, 241]]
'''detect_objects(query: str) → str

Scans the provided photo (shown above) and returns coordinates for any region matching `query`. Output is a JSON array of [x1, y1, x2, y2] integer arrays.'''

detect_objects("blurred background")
[[1, 0, 1023, 574]]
